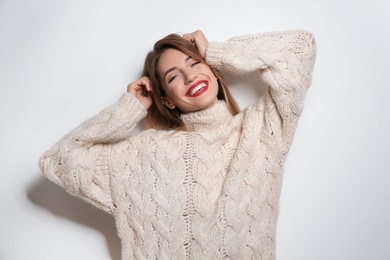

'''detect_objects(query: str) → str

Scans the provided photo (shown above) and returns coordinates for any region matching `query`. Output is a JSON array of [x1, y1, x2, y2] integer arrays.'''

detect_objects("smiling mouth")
[[186, 81, 208, 97]]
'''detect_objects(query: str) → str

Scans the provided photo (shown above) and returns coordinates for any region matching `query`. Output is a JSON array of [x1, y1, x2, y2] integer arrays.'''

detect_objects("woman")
[[40, 29, 316, 259]]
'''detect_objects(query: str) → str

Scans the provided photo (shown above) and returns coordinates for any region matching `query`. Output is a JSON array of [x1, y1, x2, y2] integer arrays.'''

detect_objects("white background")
[[1, 0, 389, 259]]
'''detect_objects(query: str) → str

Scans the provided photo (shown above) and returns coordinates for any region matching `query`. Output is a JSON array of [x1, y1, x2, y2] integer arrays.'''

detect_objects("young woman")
[[40, 29, 316, 259]]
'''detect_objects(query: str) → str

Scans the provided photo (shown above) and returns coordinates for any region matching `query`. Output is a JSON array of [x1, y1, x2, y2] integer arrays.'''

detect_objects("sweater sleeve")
[[206, 30, 317, 148], [39, 93, 147, 214]]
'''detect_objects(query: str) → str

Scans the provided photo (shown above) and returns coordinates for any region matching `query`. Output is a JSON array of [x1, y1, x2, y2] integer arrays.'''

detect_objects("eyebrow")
[[163, 56, 192, 80]]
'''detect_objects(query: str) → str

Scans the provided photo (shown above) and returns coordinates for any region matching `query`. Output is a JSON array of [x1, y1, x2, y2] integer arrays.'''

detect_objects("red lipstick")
[[185, 80, 208, 97]]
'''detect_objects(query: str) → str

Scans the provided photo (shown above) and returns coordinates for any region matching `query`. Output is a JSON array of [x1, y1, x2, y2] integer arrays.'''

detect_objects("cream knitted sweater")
[[39, 30, 316, 259]]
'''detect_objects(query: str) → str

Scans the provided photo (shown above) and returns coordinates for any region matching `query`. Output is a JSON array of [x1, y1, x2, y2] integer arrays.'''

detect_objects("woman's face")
[[157, 48, 219, 114]]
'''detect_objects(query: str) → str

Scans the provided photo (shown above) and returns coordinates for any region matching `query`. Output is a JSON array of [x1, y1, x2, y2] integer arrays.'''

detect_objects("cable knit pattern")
[[39, 30, 316, 259]]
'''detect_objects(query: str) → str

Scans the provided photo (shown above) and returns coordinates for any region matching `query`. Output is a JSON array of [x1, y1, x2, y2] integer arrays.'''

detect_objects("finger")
[[182, 34, 194, 42], [183, 34, 197, 45], [182, 30, 208, 57], [139, 77, 152, 93], [127, 77, 149, 95]]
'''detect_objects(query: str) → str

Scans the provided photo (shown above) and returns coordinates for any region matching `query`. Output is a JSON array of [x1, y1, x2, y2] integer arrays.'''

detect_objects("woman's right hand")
[[127, 76, 153, 109]]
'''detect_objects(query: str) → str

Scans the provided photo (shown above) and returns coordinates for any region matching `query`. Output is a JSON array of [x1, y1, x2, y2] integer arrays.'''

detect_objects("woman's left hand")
[[183, 30, 208, 58]]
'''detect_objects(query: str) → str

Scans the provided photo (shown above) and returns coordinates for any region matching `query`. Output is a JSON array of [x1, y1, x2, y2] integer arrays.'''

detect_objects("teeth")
[[188, 83, 206, 96]]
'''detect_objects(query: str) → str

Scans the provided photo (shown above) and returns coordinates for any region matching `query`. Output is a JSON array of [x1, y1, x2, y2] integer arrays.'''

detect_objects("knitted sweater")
[[39, 30, 316, 260]]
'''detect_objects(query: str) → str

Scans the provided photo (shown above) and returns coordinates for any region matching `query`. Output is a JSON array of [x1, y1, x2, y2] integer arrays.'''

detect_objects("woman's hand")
[[183, 30, 208, 58], [127, 76, 153, 109]]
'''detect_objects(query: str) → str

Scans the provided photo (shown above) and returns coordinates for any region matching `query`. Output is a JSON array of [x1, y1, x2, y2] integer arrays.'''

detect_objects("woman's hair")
[[142, 33, 240, 130]]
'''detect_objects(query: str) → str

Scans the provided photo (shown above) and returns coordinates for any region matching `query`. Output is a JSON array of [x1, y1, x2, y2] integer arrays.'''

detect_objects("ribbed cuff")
[[117, 92, 148, 121], [205, 41, 226, 68]]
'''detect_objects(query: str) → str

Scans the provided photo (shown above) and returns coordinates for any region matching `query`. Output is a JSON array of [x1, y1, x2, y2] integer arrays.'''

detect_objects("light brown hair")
[[143, 33, 240, 130]]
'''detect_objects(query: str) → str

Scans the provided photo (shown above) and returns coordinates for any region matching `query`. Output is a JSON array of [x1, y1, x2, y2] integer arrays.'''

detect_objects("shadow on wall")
[[223, 71, 268, 107], [27, 175, 121, 260]]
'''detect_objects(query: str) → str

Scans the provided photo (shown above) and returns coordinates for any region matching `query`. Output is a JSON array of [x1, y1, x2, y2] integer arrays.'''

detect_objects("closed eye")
[[191, 61, 201, 67], [168, 74, 177, 83]]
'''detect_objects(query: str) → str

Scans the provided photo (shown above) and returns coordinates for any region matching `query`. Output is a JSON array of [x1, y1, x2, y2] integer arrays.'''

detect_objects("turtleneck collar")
[[180, 100, 233, 132]]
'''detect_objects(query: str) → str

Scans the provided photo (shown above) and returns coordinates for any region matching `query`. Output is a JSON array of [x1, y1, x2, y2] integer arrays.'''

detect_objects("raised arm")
[[39, 90, 147, 214], [206, 30, 317, 148]]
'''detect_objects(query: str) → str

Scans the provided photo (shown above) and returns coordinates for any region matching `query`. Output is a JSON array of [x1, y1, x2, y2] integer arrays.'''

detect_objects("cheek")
[[202, 67, 217, 82], [163, 84, 181, 100], [210, 74, 218, 88]]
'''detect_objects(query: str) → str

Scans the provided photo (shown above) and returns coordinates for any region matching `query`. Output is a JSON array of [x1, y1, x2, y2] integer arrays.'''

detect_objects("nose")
[[184, 71, 196, 85]]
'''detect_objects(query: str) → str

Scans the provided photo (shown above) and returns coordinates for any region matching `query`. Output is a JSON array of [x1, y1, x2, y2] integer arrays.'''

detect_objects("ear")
[[161, 97, 176, 110]]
